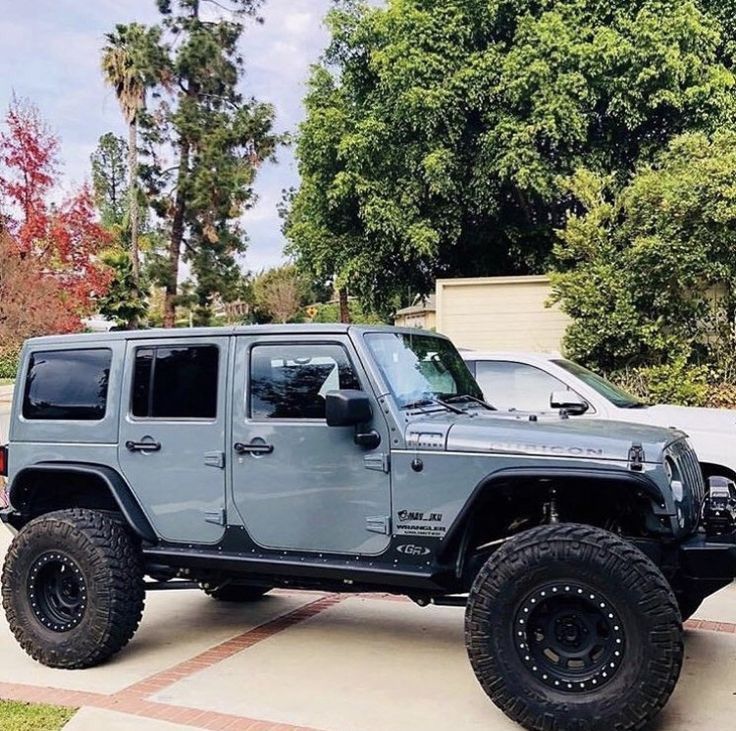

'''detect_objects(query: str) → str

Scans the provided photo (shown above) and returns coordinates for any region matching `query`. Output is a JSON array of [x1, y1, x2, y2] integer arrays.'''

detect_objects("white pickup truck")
[[462, 351, 736, 482]]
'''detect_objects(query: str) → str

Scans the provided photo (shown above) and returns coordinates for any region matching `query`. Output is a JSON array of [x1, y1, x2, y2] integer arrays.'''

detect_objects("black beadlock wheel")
[[2, 509, 145, 669], [465, 524, 683, 731], [203, 584, 272, 602]]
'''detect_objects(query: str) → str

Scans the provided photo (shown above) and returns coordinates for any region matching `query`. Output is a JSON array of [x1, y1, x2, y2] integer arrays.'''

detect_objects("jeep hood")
[[405, 410, 683, 463]]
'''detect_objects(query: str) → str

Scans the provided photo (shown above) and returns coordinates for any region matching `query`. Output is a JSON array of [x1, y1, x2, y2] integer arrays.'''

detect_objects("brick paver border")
[[0, 590, 734, 730]]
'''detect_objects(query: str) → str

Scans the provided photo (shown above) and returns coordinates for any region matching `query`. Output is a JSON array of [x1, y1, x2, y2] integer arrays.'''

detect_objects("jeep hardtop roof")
[[23, 323, 445, 346]]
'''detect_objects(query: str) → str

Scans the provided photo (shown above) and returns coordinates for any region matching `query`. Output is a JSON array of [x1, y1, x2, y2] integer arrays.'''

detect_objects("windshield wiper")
[[442, 394, 497, 411], [403, 397, 466, 415]]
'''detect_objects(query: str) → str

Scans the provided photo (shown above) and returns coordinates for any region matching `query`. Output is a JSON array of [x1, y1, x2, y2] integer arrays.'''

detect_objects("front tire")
[[2, 509, 145, 669], [465, 524, 683, 731]]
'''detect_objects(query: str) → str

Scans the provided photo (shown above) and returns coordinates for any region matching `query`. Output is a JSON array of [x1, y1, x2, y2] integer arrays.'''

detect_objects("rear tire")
[[203, 584, 271, 602], [465, 524, 683, 731], [2, 509, 145, 669]]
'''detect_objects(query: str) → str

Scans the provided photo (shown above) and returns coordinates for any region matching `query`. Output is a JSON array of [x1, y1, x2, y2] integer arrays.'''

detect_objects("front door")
[[118, 337, 229, 544], [231, 335, 391, 555]]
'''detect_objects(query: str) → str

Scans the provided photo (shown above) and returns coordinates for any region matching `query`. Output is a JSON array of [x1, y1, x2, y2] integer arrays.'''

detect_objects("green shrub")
[[609, 359, 711, 407], [705, 382, 736, 409], [0, 347, 20, 380]]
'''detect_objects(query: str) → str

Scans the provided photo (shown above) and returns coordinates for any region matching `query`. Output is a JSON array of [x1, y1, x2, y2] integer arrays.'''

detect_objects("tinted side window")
[[250, 344, 361, 420], [132, 346, 219, 419], [23, 349, 111, 421], [475, 361, 568, 412]]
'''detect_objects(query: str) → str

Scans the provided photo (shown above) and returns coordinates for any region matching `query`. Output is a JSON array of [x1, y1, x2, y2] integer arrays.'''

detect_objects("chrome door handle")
[[126, 440, 162, 453], [234, 441, 274, 455]]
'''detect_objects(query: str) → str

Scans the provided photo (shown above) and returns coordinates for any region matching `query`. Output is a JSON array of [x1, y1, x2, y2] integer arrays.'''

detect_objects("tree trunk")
[[339, 287, 350, 324], [164, 140, 190, 328], [128, 119, 140, 283], [127, 118, 140, 329]]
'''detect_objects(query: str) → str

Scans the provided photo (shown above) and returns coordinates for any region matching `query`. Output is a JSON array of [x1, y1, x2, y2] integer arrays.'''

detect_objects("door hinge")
[[205, 508, 226, 526], [204, 450, 225, 469], [628, 442, 645, 472], [364, 452, 390, 473], [366, 515, 391, 535]]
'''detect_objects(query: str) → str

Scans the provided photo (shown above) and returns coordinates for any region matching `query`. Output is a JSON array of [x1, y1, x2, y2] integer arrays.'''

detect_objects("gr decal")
[[396, 544, 431, 557]]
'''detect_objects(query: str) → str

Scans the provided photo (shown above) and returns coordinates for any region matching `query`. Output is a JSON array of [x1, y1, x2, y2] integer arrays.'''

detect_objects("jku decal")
[[396, 509, 447, 537]]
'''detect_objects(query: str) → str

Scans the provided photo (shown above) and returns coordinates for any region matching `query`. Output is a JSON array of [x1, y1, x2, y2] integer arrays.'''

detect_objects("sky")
[[0, 0, 335, 272]]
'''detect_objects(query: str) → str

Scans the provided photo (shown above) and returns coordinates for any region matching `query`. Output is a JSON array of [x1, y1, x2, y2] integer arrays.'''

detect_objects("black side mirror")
[[326, 390, 373, 427], [550, 390, 589, 416]]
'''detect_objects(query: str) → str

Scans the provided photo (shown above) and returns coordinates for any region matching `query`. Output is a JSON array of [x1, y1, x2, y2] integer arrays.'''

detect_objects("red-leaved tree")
[[0, 228, 79, 347], [0, 98, 111, 332]]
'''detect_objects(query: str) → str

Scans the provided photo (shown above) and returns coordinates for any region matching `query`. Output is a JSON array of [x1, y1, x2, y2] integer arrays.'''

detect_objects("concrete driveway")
[[0, 527, 734, 731]]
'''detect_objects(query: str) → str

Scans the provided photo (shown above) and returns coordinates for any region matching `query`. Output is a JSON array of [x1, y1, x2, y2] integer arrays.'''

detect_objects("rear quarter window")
[[23, 349, 112, 421]]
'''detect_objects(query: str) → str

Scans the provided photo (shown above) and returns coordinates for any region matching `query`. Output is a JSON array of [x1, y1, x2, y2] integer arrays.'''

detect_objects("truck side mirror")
[[325, 390, 373, 427], [550, 390, 589, 416]]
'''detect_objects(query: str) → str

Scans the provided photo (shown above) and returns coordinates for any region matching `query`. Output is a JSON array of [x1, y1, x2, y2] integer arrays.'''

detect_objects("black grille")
[[669, 439, 705, 507]]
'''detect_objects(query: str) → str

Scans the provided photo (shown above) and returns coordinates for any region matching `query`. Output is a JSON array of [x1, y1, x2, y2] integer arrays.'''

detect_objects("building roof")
[[395, 294, 436, 317]]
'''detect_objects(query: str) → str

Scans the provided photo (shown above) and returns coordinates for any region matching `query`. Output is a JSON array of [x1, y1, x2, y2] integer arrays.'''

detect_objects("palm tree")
[[101, 25, 148, 302]]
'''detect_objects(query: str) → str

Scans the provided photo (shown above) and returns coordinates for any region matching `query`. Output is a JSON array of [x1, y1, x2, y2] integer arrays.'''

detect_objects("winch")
[[703, 476, 736, 537]]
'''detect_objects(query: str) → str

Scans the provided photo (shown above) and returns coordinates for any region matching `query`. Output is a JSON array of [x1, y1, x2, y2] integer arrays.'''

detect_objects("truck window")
[[474, 361, 568, 412], [132, 345, 219, 419], [23, 349, 112, 421], [249, 343, 361, 420]]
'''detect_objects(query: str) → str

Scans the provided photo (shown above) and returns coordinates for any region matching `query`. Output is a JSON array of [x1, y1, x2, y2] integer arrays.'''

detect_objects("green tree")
[[96, 249, 150, 328], [252, 264, 310, 323], [91, 133, 128, 228], [285, 0, 736, 316], [101, 23, 163, 293], [131, 0, 281, 327], [551, 130, 736, 371]]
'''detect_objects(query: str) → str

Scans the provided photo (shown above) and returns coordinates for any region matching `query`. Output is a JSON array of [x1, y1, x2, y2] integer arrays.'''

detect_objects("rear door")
[[230, 334, 392, 555], [118, 337, 229, 544]]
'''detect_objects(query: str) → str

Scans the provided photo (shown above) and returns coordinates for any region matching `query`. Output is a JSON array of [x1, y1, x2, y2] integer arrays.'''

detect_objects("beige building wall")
[[435, 275, 571, 351], [394, 310, 437, 330]]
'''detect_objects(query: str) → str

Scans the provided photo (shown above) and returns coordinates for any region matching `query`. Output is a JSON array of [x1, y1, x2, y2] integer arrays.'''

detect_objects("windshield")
[[553, 359, 646, 409], [365, 332, 483, 409]]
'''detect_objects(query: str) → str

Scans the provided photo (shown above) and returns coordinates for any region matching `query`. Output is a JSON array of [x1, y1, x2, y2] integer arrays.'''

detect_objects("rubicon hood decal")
[[405, 412, 683, 463]]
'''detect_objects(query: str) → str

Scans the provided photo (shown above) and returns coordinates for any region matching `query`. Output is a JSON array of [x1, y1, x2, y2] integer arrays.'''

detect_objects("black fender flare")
[[439, 465, 670, 562], [7, 462, 157, 543]]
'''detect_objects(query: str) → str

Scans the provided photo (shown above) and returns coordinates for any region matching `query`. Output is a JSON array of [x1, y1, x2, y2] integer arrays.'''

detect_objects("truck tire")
[[203, 584, 271, 602], [1, 509, 145, 669], [465, 524, 683, 731]]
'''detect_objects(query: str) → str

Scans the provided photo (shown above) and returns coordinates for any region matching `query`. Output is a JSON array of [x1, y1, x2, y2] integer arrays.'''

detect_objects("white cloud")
[[283, 11, 315, 37]]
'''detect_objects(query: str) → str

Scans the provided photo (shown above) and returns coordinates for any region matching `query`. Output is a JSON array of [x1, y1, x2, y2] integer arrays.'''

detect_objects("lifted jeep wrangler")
[[1, 325, 735, 731]]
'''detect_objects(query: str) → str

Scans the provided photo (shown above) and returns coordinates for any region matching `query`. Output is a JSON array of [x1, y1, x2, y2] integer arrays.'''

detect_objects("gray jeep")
[[1, 325, 735, 731]]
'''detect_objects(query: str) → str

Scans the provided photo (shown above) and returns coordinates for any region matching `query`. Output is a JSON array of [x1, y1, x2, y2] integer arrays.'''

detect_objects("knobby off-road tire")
[[465, 524, 683, 731], [203, 584, 271, 602], [1, 509, 145, 669]]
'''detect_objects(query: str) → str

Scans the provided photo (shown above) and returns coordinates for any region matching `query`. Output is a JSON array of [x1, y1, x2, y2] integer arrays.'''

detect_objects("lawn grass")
[[0, 379, 13, 386], [0, 700, 75, 730]]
